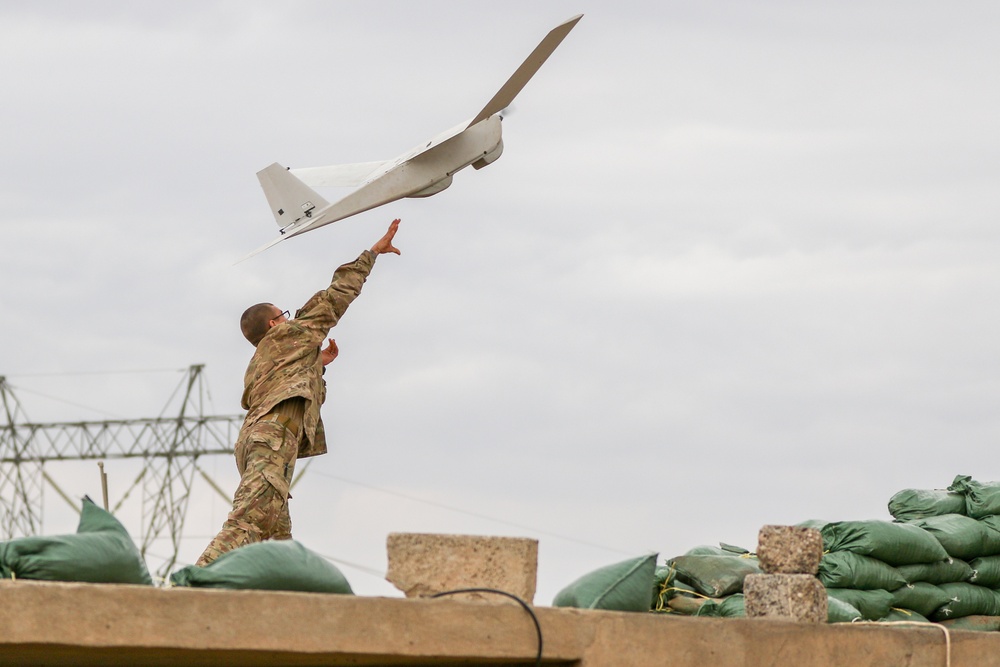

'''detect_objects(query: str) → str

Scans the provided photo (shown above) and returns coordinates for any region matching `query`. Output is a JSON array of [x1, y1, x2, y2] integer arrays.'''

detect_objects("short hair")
[[241, 302, 277, 346]]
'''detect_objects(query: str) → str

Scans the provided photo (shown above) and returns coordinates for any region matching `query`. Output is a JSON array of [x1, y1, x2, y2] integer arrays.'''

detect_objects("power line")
[[317, 552, 386, 578], [7, 383, 127, 419], [6, 367, 227, 424], [4, 368, 188, 378], [5, 367, 199, 420], [315, 471, 632, 557]]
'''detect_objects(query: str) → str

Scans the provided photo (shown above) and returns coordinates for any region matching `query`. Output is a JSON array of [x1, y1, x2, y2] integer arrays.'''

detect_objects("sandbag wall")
[[651, 475, 1000, 628]]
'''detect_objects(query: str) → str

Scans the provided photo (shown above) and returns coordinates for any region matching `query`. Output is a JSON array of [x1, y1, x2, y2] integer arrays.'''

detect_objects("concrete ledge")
[[0, 580, 577, 666], [1, 580, 999, 666]]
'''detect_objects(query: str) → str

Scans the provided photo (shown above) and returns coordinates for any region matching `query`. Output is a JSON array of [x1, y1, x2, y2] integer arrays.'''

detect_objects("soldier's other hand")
[[371, 219, 401, 256], [321, 338, 339, 365]]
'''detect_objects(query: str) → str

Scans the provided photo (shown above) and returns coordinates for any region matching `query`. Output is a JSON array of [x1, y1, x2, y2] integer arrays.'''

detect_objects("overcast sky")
[[3, 1, 1000, 603]]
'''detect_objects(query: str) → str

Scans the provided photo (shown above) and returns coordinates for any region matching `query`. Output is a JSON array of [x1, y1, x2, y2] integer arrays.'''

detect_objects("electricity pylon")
[[0, 365, 241, 581]]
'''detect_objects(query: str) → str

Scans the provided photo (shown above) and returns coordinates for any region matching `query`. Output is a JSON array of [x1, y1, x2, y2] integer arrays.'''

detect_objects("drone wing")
[[291, 160, 390, 188], [466, 14, 583, 129], [236, 233, 289, 264]]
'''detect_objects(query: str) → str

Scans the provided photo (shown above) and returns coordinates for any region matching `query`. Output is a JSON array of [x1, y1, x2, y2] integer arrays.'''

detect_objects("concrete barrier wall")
[[0, 580, 995, 666]]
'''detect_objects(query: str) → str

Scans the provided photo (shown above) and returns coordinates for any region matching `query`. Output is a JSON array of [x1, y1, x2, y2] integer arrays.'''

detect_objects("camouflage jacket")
[[240, 249, 377, 458]]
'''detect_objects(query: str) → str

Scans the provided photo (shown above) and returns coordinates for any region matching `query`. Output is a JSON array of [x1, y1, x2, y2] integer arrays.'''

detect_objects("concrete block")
[[756, 525, 823, 575], [386, 533, 538, 604], [744, 574, 827, 623]]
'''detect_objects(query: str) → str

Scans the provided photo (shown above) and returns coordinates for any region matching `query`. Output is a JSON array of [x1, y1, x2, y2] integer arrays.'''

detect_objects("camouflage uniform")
[[196, 250, 377, 566]]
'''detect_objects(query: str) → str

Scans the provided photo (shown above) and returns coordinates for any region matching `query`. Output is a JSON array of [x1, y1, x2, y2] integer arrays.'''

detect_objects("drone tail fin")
[[256, 162, 331, 229]]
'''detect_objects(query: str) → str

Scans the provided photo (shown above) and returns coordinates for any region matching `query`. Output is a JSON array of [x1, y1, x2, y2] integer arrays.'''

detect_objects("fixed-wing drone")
[[242, 14, 582, 260]]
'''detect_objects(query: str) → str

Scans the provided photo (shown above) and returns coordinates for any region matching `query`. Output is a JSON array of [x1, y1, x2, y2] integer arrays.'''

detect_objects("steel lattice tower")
[[0, 365, 241, 581]]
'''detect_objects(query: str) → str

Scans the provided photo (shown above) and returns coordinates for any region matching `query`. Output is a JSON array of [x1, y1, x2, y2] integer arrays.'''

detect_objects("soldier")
[[196, 219, 401, 566]]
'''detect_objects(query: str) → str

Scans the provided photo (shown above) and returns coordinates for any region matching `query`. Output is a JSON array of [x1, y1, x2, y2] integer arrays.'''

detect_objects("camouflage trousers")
[[195, 408, 300, 567]]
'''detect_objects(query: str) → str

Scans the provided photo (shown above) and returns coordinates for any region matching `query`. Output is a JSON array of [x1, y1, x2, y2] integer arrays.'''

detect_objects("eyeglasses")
[[275, 310, 290, 321]]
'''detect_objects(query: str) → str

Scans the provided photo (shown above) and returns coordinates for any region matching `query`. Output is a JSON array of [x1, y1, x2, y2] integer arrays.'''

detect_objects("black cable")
[[430, 587, 543, 666]]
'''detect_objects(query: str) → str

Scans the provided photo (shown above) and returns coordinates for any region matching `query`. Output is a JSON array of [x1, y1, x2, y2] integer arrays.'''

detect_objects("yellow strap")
[[661, 586, 713, 600]]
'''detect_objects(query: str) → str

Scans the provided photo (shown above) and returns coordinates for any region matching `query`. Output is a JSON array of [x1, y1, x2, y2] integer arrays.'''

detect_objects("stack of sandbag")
[[666, 544, 760, 600], [652, 544, 863, 622], [651, 543, 758, 616], [558, 474, 1000, 628], [884, 475, 1000, 622], [812, 519, 949, 622]]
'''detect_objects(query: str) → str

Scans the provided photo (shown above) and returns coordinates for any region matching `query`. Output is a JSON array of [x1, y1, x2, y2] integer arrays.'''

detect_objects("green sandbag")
[[897, 558, 972, 585], [553, 553, 657, 611], [826, 588, 894, 621], [684, 546, 719, 556], [651, 564, 677, 611], [654, 564, 675, 586], [821, 520, 948, 566], [818, 551, 906, 590], [691, 587, 865, 623], [827, 595, 863, 623], [663, 594, 708, 615], [905, 514, 1000, 560], [948, 475, 1000, 519], [880, 609, 931, 623], [939, 615, 1000, 632], [890, 583, 952, 618], [976, 515, 1000, 539], [170, 540, 352, 593], [674, 588, 867, 623], [695, 594, 745, 618], [967, 555, 1000, 588], [651, 565, 707, 612], [667, 554, 761, 598], [888, 489, 966, 521], [672, 580, 699, 596], [932, 583, 1000, 621], [0, 497, 152, 586], [685, 543, 753, 557]]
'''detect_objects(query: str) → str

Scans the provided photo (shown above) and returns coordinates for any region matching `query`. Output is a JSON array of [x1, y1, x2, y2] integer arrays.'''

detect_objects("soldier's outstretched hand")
[[371, 219, 401, 256]]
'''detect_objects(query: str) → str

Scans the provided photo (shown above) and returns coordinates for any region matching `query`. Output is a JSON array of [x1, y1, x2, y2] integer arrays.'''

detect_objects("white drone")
[[243, 14, 583, 260]]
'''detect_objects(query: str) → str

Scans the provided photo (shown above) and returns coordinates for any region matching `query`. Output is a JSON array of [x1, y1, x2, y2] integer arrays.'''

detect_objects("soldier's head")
[[241, 303, 288, 346]]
